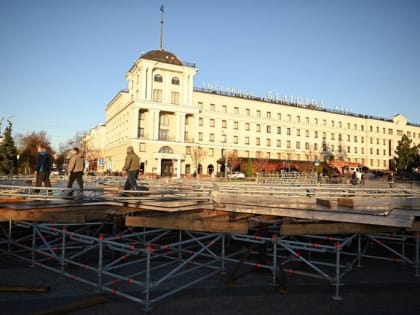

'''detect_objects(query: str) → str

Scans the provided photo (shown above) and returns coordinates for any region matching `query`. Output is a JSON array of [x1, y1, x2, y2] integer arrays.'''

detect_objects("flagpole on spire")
[[159, 5, 165, 51]]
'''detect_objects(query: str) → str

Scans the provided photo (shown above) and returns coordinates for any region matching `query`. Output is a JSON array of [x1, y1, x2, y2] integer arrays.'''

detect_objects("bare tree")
[[190, 144, 208, 174]]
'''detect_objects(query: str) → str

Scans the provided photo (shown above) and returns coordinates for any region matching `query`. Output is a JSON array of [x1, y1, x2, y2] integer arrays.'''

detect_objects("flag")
[[160, 5, 164, 13]]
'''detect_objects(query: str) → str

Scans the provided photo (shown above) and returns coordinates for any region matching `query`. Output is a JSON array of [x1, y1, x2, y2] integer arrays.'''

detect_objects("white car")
[[228, 172, 246, 179]]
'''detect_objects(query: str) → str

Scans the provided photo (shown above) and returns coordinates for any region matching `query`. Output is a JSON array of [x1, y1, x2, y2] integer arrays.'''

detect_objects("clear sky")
[[1, 0, 419, 149]]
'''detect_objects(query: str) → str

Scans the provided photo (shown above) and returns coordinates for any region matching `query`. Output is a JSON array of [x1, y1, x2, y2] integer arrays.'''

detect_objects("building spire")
[[159, 5, 165, 51]]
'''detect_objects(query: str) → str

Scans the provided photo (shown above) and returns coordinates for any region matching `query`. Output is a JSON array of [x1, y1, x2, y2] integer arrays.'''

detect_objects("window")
[[266, 139, 271, 146], [354, 147, 358, 154], [171, 77, 180, 85], [210, 104, 215, 112], [338, 134, 342, 141], [361, 147, 364, 154], [287, 128, 291, 135], [159, 129, 169, 141], [347, 146, 351, 153], [331, 120, 335, 127], [256, 110, 261, 117], [246, 108, 250, 116], [234, 121, 238, 130], [185, 146, 191, 154], [277, 113, 282, 120], [154, 74, 163, 82], [370, 148, 373, 154], [153, 89, 162, 102], [222, 120, 227, 128], [234, 107, 239, 114], [322, 119, 326, 126], [331, 133, 335, 140], [354, 136, 358, 143], [305, 117, 310, 124], [339, 121, 342, 128], [297, 116, 301, 123], [297, 129, 301, 136], [209, 133, 215, 142], [287, 140, 291, 149], [347, 123, 351, 129], [198, 132, 203, 141], [209, 148, 214, 157], [210, 119, 215, 127], [233, 136, 238, 144], [305, 142, 310, 150], [222, 105, 227, 113], [256, 124, 261, 132], [139, 143, 146, 152], [287, 114, 291, 122], [160, 114, 169, 126], [138, 128, 144, 137], [314, 143, 318, 150], [276, 140, 281, 147], [314, 131, 318, 138], [305, 130, 309, 137], [199, 118, 203, 126], [277, 127, 281, 134], [296, 141, 301, 149], [361, 136, 364, 143], [245, 137, 250, 145], [388, 129, 393, 135], [267, 112, 271, 119], [266, 152, 271, 159], [314, 118, 318, 125], [245, 123, 250, 131], [198, 102, 203, 110], [266, 125, 271, 133], [256, 138, 261, 146], [171, 92, 179, 104], [361, 125, 364, 131], [370, 125, 373, 132], [347, 135, 351, 142], [354, 124, 358, 130]]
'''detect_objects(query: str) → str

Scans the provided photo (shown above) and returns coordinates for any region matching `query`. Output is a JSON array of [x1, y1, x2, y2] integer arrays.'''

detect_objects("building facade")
[[103, 48, 420, 177]]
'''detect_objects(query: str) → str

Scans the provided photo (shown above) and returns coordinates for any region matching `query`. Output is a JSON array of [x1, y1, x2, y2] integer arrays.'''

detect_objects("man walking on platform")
[[122, 146, 139, 192], [34, 144, 52, 193], [67, 147, 84, 196]]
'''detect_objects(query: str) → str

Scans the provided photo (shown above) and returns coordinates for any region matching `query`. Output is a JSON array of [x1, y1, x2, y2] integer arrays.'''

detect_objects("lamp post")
[[16, 154, 20, 175], [221, 131, 228, 178]]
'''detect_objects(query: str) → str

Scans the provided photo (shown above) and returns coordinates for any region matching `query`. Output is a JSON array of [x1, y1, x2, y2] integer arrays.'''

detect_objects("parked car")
[[228, 172, 246, 179]]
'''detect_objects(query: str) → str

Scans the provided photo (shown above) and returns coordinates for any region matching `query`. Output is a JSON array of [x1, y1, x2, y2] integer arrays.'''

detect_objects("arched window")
[[207, 164, 214, 175], [158, 146, 174, 154], [171, 77, 180, 85], [154, 74, 163, 82]]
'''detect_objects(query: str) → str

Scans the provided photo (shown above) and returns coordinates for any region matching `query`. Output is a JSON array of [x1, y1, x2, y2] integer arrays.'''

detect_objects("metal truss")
[[2, 219, 419, 310]]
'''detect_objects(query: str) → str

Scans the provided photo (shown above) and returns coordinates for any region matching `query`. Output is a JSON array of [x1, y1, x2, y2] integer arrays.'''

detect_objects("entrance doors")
[[161, 159, 173, 177]]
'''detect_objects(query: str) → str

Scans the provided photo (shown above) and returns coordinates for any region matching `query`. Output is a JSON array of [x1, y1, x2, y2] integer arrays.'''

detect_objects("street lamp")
[[221, 132, 228, 178]]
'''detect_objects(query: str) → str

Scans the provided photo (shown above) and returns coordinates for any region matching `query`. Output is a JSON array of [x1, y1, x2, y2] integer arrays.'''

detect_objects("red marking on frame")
[[335, 242, 341, 249], [256, 263, 262, 268], [416, 232, 420, 239], [121, 254, 128, 260], [71, 274, 76, 280], [129, 245, 135, 251], [98, 234, 104, 241], [111, 289, 116, 295], [294, 252, 301, 258], [327, 236, 333, 241], [128, 278, 134, 284], [164, 244, 170, 250], [393, 258, 401, 263], [313, 243, 319, 249], [54, 237, 60, 242], [254, 235, 261, 240], [84, 264, 89, 270], [71, 232, 75, 238], [272, 234, 278, 241], [53, 247, 59, 251], [146, 245, 152, 252], [208, 241, 214, 246], [52, 227, 57, 232], [62, 226, 67, 232], [375, 239, 382, 245], [117, 235, 122, 241], [112, 279, 118, 285], [289, 269, 295, 274]]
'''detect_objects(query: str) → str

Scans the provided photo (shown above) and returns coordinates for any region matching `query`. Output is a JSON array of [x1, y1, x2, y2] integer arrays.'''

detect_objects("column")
[[177, 159, 182, 178], [150, 109, 160, 140], [175, 113, 186, 142], [156, 158, 161, 176]]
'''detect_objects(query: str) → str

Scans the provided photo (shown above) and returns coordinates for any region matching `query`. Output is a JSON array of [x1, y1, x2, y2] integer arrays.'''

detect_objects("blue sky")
[[1, 0, 419, 149]]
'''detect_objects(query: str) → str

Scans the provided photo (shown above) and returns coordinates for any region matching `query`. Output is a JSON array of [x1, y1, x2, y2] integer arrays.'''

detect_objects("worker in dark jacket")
[[34, 144, 52, 193], [67, 147, 84, 196], [121, 146, 139, 191]]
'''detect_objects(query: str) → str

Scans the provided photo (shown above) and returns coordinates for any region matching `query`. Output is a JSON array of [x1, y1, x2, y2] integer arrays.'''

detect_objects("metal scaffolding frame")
[[1, 218, 420, 310]]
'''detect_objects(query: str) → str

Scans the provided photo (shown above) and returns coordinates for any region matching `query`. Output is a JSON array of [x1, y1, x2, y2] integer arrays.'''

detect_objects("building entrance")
[[161, 159, 173, 177]]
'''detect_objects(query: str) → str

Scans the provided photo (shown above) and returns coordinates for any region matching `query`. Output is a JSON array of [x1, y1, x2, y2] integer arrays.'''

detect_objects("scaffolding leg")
[[220, 234, 226, 274], [416, 232, 420, 278], [7, 219, 12, 255], [31, 225, 36, 267], [144, 249, 152, 312], [178, 230, 183, 263], [97, 238, 103, 293], [60, 228, 66, 275], [332, 243, 343, 301], [357, 234, 362, 268], [272, 238, 277, 286]]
